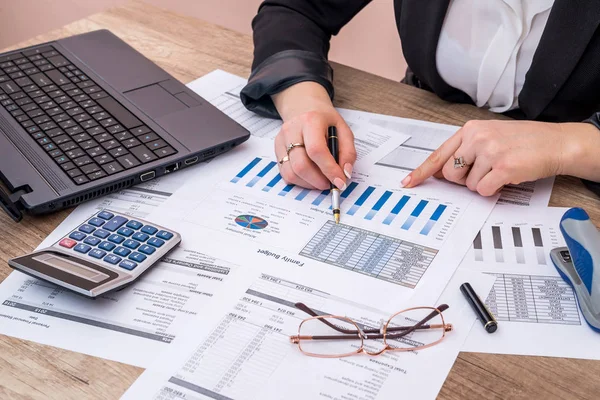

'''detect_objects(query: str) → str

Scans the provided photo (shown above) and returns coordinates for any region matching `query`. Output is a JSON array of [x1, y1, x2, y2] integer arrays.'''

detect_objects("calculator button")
[[117, 227, 134, 237], [156, 230, 174, 240], [89, 249, 106, 259], [123, 239, 140, 249], [119, 260, 137, 270], [104, 254, 121, 265], [140, 225, 158, 235], [98, 211, 114, 220], [114, 246, 131, 257], [138, 244, 156, 255], [59, 238, 77, 248], [74, 243, 91, 254], [88, 217, 105, 227], [69, 231, 86, 241], [93, 229, 110, 239], [83, 236, 101, 246], [126, 220, 143, 230], [78, 224, 96, 234], [132, 232, 149, 242], [103, 215, 128, 232], [147, 237, 164, 248], [108, 234, 125, 244], [129, 252, 147, 263], [99, 241, 116, 252]]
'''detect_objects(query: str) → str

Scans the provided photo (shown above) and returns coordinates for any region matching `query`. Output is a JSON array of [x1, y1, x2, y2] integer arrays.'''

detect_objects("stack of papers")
[[0, 70, 595, 400]]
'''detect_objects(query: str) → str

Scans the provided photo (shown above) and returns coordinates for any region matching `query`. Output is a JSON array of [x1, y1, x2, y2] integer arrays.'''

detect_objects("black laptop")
[[0, 29, 249, 222]]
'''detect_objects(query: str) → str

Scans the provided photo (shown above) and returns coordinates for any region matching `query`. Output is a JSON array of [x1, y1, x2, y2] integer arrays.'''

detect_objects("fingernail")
[[344, 163, 353, 180], [400, 175, 411, 188], [333, 178, 347, 191]]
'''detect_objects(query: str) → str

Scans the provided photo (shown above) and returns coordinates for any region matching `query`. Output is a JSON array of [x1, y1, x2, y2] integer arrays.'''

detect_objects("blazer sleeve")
[[240, 0, 371, 118], [582, 112, 600, 196]]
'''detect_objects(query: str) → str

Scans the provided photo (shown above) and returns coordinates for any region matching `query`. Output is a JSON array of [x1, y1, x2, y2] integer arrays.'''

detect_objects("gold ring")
[[278, 155, 290, 165], [286, 142, 305, 155], [453, 156, 470, 169]]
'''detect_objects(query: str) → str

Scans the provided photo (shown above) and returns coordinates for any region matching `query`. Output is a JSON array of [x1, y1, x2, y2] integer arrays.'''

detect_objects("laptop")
[[0, 29, 250, 222]]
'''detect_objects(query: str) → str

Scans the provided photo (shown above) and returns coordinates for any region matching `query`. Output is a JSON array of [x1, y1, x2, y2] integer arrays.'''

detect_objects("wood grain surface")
[[0, 1, 599, 399]]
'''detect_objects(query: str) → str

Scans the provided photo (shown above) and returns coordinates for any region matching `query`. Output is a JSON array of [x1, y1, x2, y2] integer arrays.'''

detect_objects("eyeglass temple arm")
[[294, 303, 449, 336]]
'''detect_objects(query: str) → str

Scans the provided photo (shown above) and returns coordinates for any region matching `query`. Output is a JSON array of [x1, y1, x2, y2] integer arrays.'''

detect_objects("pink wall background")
[[0, 0, 407, 81]]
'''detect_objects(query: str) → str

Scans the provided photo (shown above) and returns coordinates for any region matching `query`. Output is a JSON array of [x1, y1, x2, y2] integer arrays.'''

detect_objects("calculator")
[[8, 210, 181, 297]]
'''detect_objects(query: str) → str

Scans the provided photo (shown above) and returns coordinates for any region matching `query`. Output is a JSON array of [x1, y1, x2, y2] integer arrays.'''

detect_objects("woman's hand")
[[402, 120, 600, 195], [271, 81, 356, 190]]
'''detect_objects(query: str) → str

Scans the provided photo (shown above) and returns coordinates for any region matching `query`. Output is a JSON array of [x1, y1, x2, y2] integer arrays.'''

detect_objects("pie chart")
[[235, 215, 268, 230]]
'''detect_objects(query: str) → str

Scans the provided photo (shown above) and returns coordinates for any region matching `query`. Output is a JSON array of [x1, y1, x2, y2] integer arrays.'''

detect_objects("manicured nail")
[[333, 178, 347, 191], [344, 163, 353, 180], [400, 175, 411, 188]]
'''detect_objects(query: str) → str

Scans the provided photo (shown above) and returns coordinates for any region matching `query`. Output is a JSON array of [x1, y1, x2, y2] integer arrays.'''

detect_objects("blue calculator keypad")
[[83, 237, 101, 246], [141, 225, 158, 235], [58, 210, 176, 273]]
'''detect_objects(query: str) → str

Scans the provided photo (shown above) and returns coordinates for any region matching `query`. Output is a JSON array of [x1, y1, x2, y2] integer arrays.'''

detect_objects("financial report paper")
[[151, 136, 498, 310], [460, 206, 600, 360], [122, 270, 495, 400]]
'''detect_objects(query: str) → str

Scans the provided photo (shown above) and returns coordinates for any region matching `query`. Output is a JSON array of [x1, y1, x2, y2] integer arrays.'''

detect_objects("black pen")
[[328, 126, 341, 224], [460, 282, 498, 333]]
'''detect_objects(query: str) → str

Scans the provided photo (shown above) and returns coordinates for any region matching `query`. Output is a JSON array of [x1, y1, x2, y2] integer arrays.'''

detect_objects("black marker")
[[460, 282, 498, 333]]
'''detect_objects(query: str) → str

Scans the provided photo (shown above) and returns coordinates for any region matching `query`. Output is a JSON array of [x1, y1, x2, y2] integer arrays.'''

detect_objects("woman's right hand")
[[272, 81, 356, 191]]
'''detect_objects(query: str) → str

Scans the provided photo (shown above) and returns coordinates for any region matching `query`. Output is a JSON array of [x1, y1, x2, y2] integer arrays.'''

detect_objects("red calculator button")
[[59, 238, 77, 248]]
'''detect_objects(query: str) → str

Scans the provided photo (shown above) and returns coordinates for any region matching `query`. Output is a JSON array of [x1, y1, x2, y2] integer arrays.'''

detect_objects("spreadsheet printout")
[[151, 136, 498, 310], [460, 206, 600, 359], [122, 270, 495, 400]]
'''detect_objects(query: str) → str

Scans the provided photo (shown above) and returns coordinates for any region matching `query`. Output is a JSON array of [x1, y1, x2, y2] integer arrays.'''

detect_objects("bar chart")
[[472, 222, 560, 265], [229, 157, 459, 240]]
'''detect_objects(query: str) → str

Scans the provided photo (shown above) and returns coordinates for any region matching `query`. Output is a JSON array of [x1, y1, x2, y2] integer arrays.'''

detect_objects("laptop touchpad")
[[125, 84, 187, 118]]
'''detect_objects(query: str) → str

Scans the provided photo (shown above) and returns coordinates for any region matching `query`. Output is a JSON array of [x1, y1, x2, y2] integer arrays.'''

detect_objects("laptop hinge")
[[0, 186, 26, 222]]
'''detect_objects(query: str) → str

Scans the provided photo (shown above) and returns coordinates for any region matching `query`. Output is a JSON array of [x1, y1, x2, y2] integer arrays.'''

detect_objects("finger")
[[440, 142, 476, 184], [288, 147, 330, 190], [404, 131, 463, 188], [476, 169, 509, 197], [336, 119, 357, 180], [303, 116, 347, 190], [274, 134, 314, 189], [465, 157, 492, 192]]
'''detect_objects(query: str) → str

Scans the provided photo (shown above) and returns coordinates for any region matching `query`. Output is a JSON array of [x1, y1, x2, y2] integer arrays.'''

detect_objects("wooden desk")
[[1, 2, 599, 398]]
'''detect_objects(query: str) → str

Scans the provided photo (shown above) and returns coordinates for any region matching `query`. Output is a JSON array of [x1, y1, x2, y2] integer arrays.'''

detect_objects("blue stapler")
[[550, 208, 600, 332]]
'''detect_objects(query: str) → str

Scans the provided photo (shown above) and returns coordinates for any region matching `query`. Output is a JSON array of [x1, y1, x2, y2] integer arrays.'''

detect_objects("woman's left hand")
[[401, 120, 600, 195]]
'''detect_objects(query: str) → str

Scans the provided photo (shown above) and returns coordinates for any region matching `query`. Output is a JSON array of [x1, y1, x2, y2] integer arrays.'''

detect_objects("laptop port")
[[165, 163, 179, 174], [140, 171, 155, 182], [184, 156, 198, 166]]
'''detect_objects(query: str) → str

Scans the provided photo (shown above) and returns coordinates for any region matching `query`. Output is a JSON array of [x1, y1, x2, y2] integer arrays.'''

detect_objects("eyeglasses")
[[289, 302, 452, 358]]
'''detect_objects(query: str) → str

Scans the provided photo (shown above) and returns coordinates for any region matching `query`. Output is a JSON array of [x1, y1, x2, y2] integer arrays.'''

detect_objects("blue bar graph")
[[262, 173, 282, 192], [347, 186, 375, 216], [312, 190, 330, 206], [401, 200, 428, 230], [278, 184, 294, 196], [365, 191, 393, 220], [231, 157, 261, 183], [383, 195, 410, 225], [330, 182, 359, 209], [246, 161, 276, 187], [295, 188, 311, 201], [420, 204, 447, 235]]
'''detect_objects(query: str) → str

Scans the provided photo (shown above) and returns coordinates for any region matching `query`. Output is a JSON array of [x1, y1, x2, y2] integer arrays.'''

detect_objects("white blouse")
[[436, 0, 555, 112]]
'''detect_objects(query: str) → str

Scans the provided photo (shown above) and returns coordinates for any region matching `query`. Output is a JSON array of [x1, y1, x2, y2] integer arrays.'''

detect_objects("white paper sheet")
[[122, 269, 495, 400], [460, 206, 600, 359], [150, 135, 498, 311], [340, 109, 555, 207]]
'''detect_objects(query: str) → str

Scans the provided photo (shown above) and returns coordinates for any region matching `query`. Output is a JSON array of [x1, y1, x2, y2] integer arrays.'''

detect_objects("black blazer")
[[240, 0, 600, 193]]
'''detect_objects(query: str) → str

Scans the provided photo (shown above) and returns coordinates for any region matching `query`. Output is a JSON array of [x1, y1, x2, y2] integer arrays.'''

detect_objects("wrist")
[[271, 81, 333, 121], [558, 122, 600, 179]]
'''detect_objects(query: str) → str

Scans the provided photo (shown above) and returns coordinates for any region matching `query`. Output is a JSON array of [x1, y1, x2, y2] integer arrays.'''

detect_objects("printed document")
[[122, 270, 495, 400], [460, 206, 600, 360]]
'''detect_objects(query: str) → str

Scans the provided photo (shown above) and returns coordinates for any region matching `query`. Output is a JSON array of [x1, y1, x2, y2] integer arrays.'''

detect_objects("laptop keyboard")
[[0, 45, 177, 185]]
